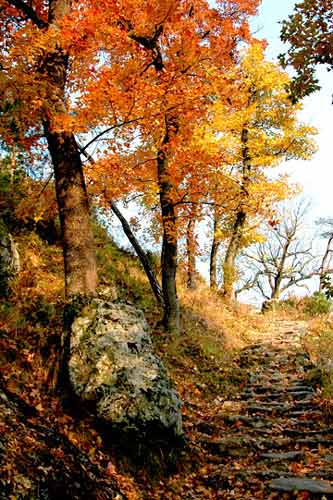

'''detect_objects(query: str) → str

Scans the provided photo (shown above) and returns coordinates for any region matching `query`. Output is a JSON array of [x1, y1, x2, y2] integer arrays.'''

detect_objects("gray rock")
[[261, 451, 304, 461], [202, 436, 257, 457], [269, 477, 333, 494], [69, 299, 183, 441], [0, 217, 20, 297]]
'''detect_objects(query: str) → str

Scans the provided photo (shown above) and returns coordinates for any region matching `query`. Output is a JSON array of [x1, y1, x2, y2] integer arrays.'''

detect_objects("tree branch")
[[6, 0, 48, 28]]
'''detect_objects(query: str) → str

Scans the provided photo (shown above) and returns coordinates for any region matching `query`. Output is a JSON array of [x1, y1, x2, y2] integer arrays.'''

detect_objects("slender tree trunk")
[[319, 234, 333, 291], [271, 285, 281, 301], [158, 119, 179, 333], [110, 202, 163, 305], [210, 214, 220, 290], [127, 30, 179, 331], [222, 127, 251, 301], [223, 210, 246, 300], [77, 145, 161, 303], [270, 238, 291, 300], [186, 215, 197, 289]]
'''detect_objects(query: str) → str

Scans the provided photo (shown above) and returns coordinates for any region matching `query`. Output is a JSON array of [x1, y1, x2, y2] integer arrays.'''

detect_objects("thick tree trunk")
[[110, 201, 163, 305], [210, 215, 220, 290], [158, 133, 179, 333], [223, 210, 246, 300], [271, 286, 281, 301], [44, 126, 97, 296], [186, 216, 197, 289], [41, 1, 98, 297]]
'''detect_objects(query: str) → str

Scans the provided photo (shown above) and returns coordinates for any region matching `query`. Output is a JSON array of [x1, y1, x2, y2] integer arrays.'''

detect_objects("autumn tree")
[[0, 0, 98, 297], [74, 0, 260, 332], [0, 1, 262, 333], [203, 44, 317, 299], [280, 0, 333, 100]]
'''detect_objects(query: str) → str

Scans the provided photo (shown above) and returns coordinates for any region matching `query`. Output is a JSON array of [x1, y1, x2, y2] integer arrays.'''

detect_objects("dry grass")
[[13, 232, 64, 301], [179, 280, 265, 349], [303, 315, 333, 367], [302, 315, 333, 397]]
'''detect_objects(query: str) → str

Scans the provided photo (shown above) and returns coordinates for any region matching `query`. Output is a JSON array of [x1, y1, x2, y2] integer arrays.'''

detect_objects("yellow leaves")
[[240, 227, 266, 247]]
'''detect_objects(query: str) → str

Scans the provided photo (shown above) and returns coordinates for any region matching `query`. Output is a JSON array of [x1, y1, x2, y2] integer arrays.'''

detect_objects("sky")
[[232, 0, 333, 304], [253, 0, 333, 222]]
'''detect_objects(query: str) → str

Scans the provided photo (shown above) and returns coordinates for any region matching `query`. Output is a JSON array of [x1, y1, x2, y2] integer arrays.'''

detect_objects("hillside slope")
[[1, 224, 324, 500]]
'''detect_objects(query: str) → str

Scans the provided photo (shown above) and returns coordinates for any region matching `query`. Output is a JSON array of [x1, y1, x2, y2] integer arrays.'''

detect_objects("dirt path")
[[199, 319, 333, 499]]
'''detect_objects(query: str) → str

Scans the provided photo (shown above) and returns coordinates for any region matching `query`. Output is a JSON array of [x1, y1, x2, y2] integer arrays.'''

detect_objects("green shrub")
[[303, 292, 332, 317]]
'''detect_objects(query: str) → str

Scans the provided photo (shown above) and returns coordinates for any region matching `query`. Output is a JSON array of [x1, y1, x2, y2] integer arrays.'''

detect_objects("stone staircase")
[[197, 320, 333, 499]]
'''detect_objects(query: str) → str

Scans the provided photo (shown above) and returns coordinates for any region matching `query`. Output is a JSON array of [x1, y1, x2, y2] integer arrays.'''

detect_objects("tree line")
[[0, 0, 331, 336]]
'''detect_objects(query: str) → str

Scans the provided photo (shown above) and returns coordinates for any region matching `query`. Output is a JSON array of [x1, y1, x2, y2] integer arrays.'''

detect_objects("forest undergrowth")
[[1, 226, 333, 500]]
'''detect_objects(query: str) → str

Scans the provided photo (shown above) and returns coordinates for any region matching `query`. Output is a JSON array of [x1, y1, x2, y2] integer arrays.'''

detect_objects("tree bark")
[[223, 210, 246, 300], [6, 0, 99, 389], [44, 126, 97, 296], [222, 127, 251, 300], [319, 234, 333, 291], [110, 201, 163, 305], [186, 215, 197, 289], [210, 213, 220, 290], [126, 29, 179, 331], [158, 119, 179, 333], [40, 0, 97, 297]]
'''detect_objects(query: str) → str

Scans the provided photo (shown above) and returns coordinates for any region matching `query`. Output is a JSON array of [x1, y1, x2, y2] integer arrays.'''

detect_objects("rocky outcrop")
[[0, 217, 20, 297], [69, 299, 183, 443]]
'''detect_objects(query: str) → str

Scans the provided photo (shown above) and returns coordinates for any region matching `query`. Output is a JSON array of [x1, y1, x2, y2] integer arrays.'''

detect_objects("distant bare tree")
[[316, 218, 333, 293], [238, 203, 316, 302]]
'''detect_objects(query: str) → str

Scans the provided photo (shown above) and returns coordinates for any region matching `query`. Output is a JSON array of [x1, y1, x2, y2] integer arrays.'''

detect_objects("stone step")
[[269, 477, 333, 495], [242, 388, 314, 397], [247, 404, 289, 414], [283, 426, 333, 437], [288, 410, 322, 418], [296, 438, 333, 448], [260, 451, 304, 461]]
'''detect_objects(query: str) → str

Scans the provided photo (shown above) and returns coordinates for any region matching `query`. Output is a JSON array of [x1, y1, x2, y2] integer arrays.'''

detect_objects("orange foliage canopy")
[[0, 0, 260, 199]]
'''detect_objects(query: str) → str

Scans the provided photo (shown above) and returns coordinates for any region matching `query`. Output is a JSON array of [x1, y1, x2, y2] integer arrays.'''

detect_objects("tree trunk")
[[186, 215, 197, 289], [158, 121, 179, 333], [319, 234, 333, 292], [127, 30, 179, 331], [110, 201, 163, 305], [44, 126, 97, 297], [39, 0, 98, 297], [223, 210, 246, 300], [210, 214, 220, 290], [222, 127, 251, 301]]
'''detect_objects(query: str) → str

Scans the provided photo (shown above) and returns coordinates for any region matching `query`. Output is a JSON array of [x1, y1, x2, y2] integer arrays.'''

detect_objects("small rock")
[[202, 437, 256, 457], [261, 451, 304, 461]]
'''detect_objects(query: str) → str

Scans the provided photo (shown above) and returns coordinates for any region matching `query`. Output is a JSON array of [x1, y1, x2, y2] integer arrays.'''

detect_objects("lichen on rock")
[[69, 299, 183, 442]]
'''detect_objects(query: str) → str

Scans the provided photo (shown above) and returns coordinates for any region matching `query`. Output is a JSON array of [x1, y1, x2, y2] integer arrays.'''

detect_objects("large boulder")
[[0, 217, 20, 297], [69, 299, 183, 443]]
